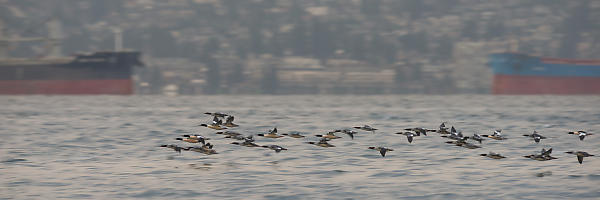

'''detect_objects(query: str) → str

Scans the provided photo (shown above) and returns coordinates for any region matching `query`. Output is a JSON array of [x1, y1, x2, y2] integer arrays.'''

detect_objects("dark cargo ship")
[[0, 51, 143, 95]]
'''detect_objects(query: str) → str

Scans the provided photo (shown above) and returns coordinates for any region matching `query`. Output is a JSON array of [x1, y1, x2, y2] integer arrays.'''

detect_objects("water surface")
[[1, 95, 599, 199]]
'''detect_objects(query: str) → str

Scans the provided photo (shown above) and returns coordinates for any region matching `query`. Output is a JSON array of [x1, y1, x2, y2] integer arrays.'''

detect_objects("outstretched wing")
[[226, 116, 234, 123], [211, 116, 219, 125]]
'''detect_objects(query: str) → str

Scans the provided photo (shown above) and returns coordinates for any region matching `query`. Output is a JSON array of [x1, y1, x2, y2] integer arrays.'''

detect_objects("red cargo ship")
[[488, 53, 600, 95], [0, 51, 143, 95]]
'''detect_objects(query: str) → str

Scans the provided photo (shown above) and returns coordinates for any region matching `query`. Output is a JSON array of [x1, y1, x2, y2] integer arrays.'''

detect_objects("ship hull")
[[493, 75, 600, 94], [0, 79, 132, 95], [0, 51, 142, 95], [488, 53, 600, 95]]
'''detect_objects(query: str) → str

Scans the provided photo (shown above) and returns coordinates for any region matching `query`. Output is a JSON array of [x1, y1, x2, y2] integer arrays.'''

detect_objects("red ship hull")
[[488, 53, 600, 95], [492, 75, 600, 95], [0, 79, 133, 95], [0, 51, 142, 95]]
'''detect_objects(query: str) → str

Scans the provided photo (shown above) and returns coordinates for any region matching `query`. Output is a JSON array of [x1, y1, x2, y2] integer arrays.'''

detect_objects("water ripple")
[[0, 95, 599, 199]]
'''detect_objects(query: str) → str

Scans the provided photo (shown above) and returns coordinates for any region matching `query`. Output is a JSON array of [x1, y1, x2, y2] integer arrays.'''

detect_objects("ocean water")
[[1, 95, 599, 199]]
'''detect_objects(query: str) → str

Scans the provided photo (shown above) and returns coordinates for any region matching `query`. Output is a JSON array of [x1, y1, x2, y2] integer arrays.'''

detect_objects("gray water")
[[1, 95, 599, 199]]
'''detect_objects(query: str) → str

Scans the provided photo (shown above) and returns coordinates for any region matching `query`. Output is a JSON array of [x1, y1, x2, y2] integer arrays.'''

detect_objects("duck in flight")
[[469, 133, 485, 144], [441, 126, 468, 141], [223, 115, 239, 127], [226, 134, 254, 142], [332, 129, 358, 139], [396, 132, 418, 143], [404, 127, 436, 136], [481, 129, 506, 140], [257, 127, 284, 138], [307, 138, 335, 147], [354, 125, 377, 133], [216, 130, 242, 137], [315, 131, 342, 140], [188, 143, 218, 155], [480, 152, 506, 159], [524, 148, 556, 161], [159, 144, 184, 154], [523, 130, 546, 143], [181, 134, 208, 139], [231, 139, 260, 147], [204, 112, 228, 118], [199, 116, 227, 130], [181, 134, 209, 143], [262, 145, 288, 153], [282, 132, 306, 138], [445, 138, 481, 149], [565, 151, 594, 164], [437, 122, 450, 134], [175, 137, 206, 145], [567, 131, 592, 141], [368, 146, 394, 157]]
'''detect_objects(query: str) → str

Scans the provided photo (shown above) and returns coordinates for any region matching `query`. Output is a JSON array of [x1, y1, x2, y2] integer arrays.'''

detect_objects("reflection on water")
[[1, 95, 599, 199]]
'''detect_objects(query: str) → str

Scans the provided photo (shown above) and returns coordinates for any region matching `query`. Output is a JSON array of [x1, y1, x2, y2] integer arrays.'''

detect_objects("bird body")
[[199, 116, 227, 130], [568, 131, 592, 141], [396, 132, 417, 143], [216, 131, 242, 137], [565, 151, 594, 164], [204, 112, 228, 118], [354, 125, 377, 133], [160, 144, 184, 154], [282, 132, 306, 138], [307, 138, 335, 147], [470, 133, 485, 144], [523, 130, 546, 143], [315, 132, 342, 139], [480, 152, 506, 159], [176, 137, 205, 144], [437, 122, 449, 134], [524, 148, 556, 161], [231, 141, 260, 147], [481, 130, 505, 140], [189, 143, 218, 155], [262, 145, 288, 153], [257, 127, 283, 138], [368, 147, 394, 157], [223, 116, 239, 127], [404, 127, 435, 136]]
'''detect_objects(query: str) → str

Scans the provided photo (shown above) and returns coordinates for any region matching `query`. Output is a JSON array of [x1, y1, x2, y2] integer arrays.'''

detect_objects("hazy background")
[[1, 0, 599, 95]]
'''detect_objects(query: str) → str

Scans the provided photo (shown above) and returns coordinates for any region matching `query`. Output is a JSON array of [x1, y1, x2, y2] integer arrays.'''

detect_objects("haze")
[[1, 0, 599, 94]]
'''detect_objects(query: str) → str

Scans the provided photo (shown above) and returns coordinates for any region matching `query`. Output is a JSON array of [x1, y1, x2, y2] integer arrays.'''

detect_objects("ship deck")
[[0, 57, 73, 66]]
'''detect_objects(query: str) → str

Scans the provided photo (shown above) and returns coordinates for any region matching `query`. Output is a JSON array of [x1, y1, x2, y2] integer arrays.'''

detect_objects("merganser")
[[565, 151, 594, 164], [368, 146, 393, 157]]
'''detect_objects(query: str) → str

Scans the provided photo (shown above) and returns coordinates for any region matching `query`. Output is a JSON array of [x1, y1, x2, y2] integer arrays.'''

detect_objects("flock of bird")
[[160, 112, 595, 164]]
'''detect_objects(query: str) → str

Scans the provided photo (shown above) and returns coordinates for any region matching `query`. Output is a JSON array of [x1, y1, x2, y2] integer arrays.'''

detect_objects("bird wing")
[[380, 149, 386, 157], [211, 116, 219, 125]]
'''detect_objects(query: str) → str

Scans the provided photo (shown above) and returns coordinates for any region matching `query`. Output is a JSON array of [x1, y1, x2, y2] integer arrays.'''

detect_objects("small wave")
[[264, 194, 304, 200], [370, 171, 408, 178], [37, 181, 71, 187], [1, 158, 27, 163], [568, 174, 583, 179], [587, 174, 600, 180], [131, 189, 203, 198], [7, 179, 32, 186], [535, 171, 552, 177]]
